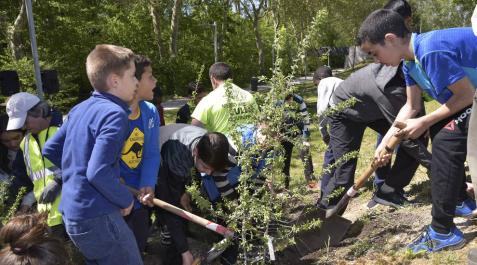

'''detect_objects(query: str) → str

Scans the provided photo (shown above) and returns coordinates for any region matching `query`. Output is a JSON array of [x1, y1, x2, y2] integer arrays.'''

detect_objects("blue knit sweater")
[[43, 92, 133, 220]]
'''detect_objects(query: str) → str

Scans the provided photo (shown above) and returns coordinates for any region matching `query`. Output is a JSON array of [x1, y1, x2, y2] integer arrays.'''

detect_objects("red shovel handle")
[[125, 185, 235, 239]]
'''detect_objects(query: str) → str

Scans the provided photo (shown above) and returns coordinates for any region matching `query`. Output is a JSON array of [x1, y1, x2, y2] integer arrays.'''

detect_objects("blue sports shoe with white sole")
[[407, 226, 465, 254]]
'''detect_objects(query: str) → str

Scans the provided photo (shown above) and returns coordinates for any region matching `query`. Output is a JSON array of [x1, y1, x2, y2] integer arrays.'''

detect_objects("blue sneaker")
[[455, 198, 477, 218], [407, 226, 465, 254]]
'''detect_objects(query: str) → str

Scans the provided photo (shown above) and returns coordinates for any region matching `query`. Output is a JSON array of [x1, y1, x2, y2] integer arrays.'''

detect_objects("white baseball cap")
[[472, 5, 477, 36], [6, 92, 41, 130]]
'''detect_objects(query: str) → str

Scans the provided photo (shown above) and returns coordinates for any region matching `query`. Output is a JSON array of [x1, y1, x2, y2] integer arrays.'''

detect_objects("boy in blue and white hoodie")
[[121, 55, 160, 253], [43, 44, 143, 265]]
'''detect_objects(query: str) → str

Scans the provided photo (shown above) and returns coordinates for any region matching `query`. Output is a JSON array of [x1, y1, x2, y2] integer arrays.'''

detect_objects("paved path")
[[162, 98, 190, 110]]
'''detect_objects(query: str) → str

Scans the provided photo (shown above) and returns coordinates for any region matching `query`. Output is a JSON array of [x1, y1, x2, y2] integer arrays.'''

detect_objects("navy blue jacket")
[[43, 92, 133, 220]]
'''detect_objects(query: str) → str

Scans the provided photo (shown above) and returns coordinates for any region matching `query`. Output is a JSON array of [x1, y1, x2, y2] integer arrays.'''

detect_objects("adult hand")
[[181, 250, 194, 265], [39, 179, 61, 204], [121, 201, 134, 216], [394, 117, 427, 140], [138, 186, 154, 207], [180, 193, 192, 212]]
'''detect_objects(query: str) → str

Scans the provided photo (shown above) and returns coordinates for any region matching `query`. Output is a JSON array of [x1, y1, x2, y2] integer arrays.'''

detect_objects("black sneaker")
[[373, 188, 409, 208]]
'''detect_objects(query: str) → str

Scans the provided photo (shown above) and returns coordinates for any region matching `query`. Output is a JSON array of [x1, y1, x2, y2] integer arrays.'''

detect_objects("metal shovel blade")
[[281, 206, 352, 260]]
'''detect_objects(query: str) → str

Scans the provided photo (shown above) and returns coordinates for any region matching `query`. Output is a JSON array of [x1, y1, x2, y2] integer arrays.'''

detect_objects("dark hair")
[[196, 132, 229, 171], [187, 82, 205, 95], [0, 114, 10, 173], [153, 86, 162, 100], [27, 101, 51, 118], [357, 9, 410, 45], [313, 66, 333, 81], [134, 55, 152, 80], [0, 213, 69, 265], [383, 0, 412, 19], [209, 62, 232, 81]]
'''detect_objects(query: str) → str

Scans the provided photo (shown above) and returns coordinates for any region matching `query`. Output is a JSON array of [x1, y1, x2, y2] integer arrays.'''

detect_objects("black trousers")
[[124, 206, 150, 253], [281, 140, 314, 188], [321, 116, 426, 208], [430, 106, 471, 234], [156, 164, 189, 255]]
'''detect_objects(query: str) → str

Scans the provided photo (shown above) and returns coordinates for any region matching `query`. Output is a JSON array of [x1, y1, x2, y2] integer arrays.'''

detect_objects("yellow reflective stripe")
[[22, 128, 63, 227]]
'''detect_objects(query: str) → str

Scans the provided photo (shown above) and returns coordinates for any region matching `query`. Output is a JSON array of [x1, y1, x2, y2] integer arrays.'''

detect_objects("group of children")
[[0, 45, 257, 265], [1, 0, 477, 264]]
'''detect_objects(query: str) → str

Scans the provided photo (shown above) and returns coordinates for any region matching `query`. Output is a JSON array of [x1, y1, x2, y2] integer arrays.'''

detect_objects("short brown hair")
[[86, 44, 135, 92]]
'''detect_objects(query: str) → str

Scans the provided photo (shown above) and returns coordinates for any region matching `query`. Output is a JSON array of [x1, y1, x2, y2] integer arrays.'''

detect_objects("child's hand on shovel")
[[374, 142, 393, 167], [138, 187, 155, 207]]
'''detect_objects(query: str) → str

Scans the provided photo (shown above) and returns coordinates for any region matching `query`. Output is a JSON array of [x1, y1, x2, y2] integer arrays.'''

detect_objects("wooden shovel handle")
[[125, 185, 235, 239], [353, 122, 406, 190]]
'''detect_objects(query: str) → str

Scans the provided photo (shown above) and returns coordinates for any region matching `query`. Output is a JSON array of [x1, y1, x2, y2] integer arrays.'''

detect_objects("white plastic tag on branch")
[[268, 236, 275, 261]]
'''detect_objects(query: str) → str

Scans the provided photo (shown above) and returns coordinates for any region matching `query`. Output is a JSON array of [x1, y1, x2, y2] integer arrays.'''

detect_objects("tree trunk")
[[213, 22, 218, 62], [149, 1, 164, 60], [235, 0, 241, 15], [8, 1, 27, 60], [252, 16, 265, 75], [170, 0, 182, 57]]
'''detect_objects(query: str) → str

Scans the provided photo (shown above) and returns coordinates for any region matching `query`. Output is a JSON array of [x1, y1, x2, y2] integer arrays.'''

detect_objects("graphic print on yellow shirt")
[[121, 127, 144, 169]]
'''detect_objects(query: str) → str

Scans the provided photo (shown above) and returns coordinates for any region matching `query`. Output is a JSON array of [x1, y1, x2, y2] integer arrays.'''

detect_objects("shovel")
[[278, 205, 352, 261], [124, 185, 237, 264], [124, 185, 235, 239], [280, 122, 407, 261], [325, 122, 406, 218]]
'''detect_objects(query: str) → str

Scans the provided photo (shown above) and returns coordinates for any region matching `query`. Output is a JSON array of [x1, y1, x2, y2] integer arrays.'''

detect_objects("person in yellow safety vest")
[[5, 92, 65, 237]]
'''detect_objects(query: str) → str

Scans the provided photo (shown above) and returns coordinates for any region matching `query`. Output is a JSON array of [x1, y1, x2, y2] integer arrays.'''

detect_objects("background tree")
[[241, 0, 268, 75], [170, 0, 183, 57], [1, 0, 473, 109]]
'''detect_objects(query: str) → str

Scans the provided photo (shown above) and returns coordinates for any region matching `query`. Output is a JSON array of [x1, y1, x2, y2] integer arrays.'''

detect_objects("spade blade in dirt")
[[296, 206, 351, 255], [281, 206, 352, 261]]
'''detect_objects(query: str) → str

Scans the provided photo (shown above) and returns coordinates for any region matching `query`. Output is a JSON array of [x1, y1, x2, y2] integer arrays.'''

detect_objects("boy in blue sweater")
[[358, 10, 477, 253], [121, 55, 160, 253], [43, 44, 143, 265]]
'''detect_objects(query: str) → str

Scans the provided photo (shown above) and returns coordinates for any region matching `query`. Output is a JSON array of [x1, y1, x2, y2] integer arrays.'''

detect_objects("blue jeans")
[[64, 211, 143, 265]]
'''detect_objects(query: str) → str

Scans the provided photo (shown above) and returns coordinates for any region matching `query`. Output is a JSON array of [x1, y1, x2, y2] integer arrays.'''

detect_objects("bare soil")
[[136, 170, 477, 265]]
